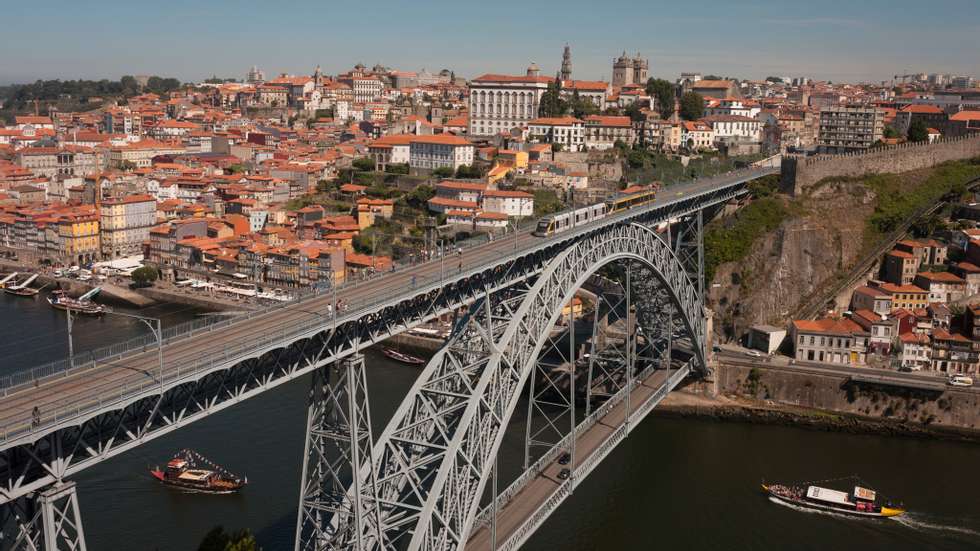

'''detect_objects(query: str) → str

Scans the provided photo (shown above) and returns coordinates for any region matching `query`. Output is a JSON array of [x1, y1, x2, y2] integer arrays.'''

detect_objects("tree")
[[406, 184, 435, 209], [568, 90, 597, 119], [224, 530, 259, 551], [537, 74, 567, 118], [454, 164, 482, 179], [908, 119, 929, 142], [198, 526, 230, 551], [227, 163, 246, 174], [883, 125, 900, 139], [679, 91, 705, 121], [131, 266, 159, 287], [645, 78, 675, 119], [432, 166, 454, 178], [624, 102, 645, 123], [352, 157, 376, 171]]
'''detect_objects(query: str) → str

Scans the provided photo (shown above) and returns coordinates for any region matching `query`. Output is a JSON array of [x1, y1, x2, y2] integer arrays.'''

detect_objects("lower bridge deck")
[[467, 362, 689, 551]]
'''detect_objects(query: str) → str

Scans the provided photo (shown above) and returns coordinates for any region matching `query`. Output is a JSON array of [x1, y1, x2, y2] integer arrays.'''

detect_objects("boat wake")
[[891, 513, 980, 538], [767, 496, 861, 521]]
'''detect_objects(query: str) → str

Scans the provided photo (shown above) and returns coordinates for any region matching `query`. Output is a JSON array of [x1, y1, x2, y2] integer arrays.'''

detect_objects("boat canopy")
[[806, 486, 852, 506], [853, 486, 877, 501]]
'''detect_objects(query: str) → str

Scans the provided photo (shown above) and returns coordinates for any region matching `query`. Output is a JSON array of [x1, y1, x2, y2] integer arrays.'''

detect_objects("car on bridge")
[[948, 375, 974, 387]]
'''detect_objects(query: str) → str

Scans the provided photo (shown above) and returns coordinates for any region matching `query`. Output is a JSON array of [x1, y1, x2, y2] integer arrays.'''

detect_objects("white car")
[[948, 375, 974, 387], [745, 350, 762, 358]]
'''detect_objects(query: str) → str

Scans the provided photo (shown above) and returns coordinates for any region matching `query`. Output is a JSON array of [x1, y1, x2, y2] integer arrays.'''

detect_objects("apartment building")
[[100, 194, 157, 259], [790, 318, 868, 366], [818, 106, 885, 153]]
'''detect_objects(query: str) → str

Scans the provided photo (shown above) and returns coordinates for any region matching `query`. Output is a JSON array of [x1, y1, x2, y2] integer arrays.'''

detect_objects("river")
[[1, 293, 978, 550]]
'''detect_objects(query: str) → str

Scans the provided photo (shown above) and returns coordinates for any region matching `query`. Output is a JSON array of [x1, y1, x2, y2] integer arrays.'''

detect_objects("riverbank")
[[1, 259, 257, 311], [657, 388, 980, 443]]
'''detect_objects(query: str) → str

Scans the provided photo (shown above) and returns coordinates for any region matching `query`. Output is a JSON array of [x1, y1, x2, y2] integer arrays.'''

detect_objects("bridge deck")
[[467, 365, 676, 551], [0, 169, 771, 447]]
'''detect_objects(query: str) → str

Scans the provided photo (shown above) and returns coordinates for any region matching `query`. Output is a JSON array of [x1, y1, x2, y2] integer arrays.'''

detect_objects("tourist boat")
[[4, 273, 40, 297], [150, 449, 246, 494], [382, 347, 425, 366], [47, 289, 106, 315], [762, 481, 905, 518]]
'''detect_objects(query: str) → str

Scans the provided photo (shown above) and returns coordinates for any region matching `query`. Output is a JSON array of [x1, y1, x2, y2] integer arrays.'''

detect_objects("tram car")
[[533, 187, 658, 237]]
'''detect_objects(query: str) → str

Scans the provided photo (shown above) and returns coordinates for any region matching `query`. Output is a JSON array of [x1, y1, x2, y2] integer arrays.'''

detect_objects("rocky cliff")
[[709, 179, 878, 340]]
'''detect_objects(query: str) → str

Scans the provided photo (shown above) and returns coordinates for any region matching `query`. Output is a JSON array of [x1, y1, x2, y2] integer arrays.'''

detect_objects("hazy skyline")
[[3, 0, 979, 86]]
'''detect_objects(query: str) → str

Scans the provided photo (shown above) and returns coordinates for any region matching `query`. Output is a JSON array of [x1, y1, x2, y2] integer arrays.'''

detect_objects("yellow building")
[[498, 149, 529, 169], [356, 198, 394, 229], [58, 214, 101, 263]]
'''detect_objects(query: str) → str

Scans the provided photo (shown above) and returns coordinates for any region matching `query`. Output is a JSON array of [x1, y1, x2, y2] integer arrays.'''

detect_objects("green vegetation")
[[907, 119, 929, 142], [538, 75, 567, 118], [568, 90, 599, 119], [532, 188, 563, 217], [130, 266, 159, 287], [0, 75, 181, 123], [198, 526, 259, 551], [679, 91, 704, 120], [644, 78, 675, 119], [883, 125, 900, 139], [454, 164, 483, 179], [704, 180, 791, 282], [619, 144, 763, 186], [352, 157, 376, 172], [432, 166, 454, 178], [864, 159, 980, 243]]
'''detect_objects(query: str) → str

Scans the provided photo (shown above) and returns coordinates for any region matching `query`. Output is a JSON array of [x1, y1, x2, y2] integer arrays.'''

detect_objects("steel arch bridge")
[[297, 222, 708, 551], [1, 167, 774, 551]]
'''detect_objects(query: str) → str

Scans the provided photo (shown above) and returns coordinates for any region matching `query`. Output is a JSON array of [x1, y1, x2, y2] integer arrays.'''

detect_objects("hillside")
[[707, 158, 980, 341]]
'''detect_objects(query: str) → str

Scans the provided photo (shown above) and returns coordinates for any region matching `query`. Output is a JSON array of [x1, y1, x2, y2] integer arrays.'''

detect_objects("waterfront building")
[[790, 318, 868, 366], [100, 194, 157, 259]]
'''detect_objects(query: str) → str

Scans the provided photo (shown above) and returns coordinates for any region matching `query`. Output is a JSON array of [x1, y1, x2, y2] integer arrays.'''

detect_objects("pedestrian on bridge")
[[32, 406, 40, 429]]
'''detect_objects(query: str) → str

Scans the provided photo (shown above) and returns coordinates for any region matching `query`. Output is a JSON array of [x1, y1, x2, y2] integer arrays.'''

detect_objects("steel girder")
[[344, 222, 705, 551], [296, 354, 384, 551], [0, 171, 754, 507], [0, 253, 548, 507], [0, 482, 85, 551]]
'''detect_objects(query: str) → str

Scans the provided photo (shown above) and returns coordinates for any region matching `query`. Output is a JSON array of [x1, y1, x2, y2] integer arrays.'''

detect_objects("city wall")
[[780, 135, 980, 196], [709, 361, 980, 432]]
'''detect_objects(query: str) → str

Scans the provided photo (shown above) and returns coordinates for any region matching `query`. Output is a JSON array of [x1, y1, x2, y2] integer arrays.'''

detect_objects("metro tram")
[[533, 187, 658, 237]]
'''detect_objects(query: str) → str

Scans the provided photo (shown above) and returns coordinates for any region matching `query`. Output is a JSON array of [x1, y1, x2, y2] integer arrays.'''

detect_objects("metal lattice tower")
[[296, 354, 383, 551], [0, 482, 86, 551]]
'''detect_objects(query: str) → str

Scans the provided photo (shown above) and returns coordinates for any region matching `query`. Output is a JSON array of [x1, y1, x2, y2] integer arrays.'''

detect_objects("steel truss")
[[2, 171, 752, 509], [339, 222, 706, 550], [296, 354, 384, 551], [0, 482, 85, 551]]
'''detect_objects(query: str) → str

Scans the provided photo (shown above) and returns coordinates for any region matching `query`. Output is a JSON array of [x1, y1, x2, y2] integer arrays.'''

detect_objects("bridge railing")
[[472, 358, 674, 530], [0, 168, 767, 443]]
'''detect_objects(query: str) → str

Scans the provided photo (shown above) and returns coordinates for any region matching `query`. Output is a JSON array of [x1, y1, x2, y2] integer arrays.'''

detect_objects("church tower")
[[612, 51, 634, 87], [632, 52, 648, 85], [560, 44, 572, 81]]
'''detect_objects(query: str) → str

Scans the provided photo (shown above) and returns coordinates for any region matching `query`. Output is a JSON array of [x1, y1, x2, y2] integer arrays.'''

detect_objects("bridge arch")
[[346, 222, 705, 550]]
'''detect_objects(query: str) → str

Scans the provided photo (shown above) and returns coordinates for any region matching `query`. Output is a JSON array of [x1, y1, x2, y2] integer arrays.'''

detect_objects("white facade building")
[[468, 70, 551, 137], [408, 135, 475, 171], [527, 117, 585, 152], [481, 190, 534, 217]]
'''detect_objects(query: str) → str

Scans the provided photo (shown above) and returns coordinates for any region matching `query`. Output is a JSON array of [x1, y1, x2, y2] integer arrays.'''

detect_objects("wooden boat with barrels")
[[150, 449, 246, 494]]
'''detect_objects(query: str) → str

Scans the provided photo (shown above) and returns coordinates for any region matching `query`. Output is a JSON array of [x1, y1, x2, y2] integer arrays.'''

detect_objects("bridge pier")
[[1, 481, 87, 551], [295, 353, 381, 551]]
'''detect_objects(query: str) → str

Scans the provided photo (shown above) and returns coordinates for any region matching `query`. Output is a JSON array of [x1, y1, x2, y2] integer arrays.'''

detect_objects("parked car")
[[948, 375, 974, 387], [745, 350, 762, 358], [558, 453, 570, 465], [557, 468, 570, 480]]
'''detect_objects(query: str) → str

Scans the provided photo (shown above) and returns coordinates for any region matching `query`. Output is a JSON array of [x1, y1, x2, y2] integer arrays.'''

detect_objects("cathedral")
[[612, 51, 649, 87]]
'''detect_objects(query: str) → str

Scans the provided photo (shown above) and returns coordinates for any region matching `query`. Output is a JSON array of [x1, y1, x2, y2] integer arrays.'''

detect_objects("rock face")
[[709, 180, 877, 341]]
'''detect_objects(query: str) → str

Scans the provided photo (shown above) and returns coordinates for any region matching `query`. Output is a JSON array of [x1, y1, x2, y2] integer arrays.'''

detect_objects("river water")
[[2, 293, 979, 550]]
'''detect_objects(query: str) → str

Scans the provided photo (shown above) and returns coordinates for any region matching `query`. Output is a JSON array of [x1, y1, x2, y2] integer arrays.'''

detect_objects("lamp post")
[[106, 311, 164, 391]]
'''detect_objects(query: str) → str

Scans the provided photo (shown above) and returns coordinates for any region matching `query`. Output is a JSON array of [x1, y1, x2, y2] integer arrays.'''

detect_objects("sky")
[[2, 0, 979, 86]]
